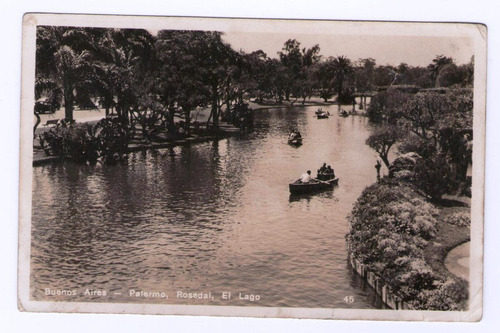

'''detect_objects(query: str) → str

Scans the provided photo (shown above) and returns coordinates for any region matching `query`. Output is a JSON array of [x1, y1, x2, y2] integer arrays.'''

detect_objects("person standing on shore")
[[375, 160, 382, 180]]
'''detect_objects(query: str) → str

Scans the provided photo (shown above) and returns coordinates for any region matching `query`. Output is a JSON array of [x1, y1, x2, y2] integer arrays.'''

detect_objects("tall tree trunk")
[[380, 154, 390, 169], [211, 83, 219, 129], [63, 80, 74, 121], [184, 109, 191, 133], [225, 77, 231, 117], [338, 79, 343, 104], [33, 112, 41, 137], [167, 107, 176, 133]]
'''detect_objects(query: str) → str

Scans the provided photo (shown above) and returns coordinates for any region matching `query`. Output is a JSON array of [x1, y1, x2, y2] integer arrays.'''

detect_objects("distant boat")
[[288, 131, 303, 145], [288, 137, 303, 145], [316, 111, 330, 119], [289, 177, 339, 194]]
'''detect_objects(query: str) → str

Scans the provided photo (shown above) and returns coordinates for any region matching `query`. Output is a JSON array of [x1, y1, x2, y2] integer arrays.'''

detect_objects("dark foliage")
[[39, 118, 129, 165]]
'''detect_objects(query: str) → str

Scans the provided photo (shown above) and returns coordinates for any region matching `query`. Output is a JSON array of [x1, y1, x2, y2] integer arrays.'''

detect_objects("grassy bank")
[[424, 203, 470, 281]]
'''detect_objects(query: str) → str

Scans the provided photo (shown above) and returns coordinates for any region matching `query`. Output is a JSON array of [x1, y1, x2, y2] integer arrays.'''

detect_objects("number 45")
[[343, 296, 354, 303]]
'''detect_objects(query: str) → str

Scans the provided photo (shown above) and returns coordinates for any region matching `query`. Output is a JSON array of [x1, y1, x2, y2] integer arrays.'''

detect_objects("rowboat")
[[316, 111, 330, 119], [289, 177, 339, 194], [288, 131, 303, 145], [288, 137, 303, 145], [317, 173, 335, 181]]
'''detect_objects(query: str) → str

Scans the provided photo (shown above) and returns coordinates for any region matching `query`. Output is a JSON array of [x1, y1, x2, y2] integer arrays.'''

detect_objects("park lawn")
[[424, 203, 470, 280]]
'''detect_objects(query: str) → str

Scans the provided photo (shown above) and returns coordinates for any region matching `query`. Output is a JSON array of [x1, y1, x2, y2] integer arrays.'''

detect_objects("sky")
[[145, 19, 476, 68], [221, 31, 474, 67]]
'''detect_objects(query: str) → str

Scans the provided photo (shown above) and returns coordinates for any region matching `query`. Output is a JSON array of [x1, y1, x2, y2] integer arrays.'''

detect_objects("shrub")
[[347, 181, 469, 309], [347, 182, 438, 263], [397, 135, 437, 159], [389, 152, 421, 179], [93, 118, 129, 164], [408, 278, 469, 311], [38, 118, 129, 164], [443, 212, 471, 228], [413, 153, 455, 200], [39, 123, 99, 163], [347, 182, 445, 305]]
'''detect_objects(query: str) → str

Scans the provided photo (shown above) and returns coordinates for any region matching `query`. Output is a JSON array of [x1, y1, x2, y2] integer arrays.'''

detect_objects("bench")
[[44, 119, 60, 127]]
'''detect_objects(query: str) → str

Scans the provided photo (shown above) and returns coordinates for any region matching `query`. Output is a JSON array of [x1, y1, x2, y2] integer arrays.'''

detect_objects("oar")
[[315, 177, 336, 185], [314, 178, 331, 185]]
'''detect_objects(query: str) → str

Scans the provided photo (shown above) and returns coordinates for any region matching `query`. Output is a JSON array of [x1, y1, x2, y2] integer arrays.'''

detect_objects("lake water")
[[30, 106, 385, 309]]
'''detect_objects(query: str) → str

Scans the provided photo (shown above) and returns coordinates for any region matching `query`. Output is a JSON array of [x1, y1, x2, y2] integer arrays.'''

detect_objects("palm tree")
[[54, 45, 96, 120], [331, 55, 355, 104], [95, 29, 155, 123], [36, 26, 98, 121]]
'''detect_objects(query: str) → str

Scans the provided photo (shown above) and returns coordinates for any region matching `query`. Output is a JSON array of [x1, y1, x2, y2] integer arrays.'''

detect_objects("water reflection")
[[31, 106, 383, 308], [288, 189, 338, 203]]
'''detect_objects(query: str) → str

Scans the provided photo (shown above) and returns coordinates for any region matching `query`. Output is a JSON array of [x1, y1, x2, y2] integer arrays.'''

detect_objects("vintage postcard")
[[18, 13, 486, 321]]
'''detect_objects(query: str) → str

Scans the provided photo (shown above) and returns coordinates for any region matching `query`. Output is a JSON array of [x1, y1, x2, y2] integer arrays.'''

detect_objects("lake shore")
[[32, 96, 368, 166]]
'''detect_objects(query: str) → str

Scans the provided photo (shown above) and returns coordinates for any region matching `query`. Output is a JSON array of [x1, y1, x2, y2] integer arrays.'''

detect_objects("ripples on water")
[[31, 106, 383, 308]]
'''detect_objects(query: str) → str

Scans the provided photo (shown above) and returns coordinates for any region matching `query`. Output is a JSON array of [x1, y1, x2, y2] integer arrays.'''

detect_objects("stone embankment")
[[348, 253, 412, 310]]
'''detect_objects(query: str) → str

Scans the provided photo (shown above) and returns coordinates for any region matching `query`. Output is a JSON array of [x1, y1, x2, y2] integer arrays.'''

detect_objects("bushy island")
[[347, 87, 473, 311], [37, 105, 253, 166], [38, 118, 129, 165]]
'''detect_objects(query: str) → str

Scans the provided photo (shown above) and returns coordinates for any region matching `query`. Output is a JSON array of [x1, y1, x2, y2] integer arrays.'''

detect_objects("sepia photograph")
[[17, 13, 486, 322]]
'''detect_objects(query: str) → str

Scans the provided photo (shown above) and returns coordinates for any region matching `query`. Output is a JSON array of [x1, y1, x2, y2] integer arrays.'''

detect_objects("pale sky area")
[[221, 31, 474, 67]]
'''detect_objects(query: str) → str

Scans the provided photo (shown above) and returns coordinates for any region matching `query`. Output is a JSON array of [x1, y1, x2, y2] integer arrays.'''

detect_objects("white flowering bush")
[[444, 212, 471, 228], [347, 181, 467, 309]]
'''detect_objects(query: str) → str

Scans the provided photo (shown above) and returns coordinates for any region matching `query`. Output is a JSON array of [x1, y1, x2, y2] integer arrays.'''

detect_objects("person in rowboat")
[[300, 170, 312, 183], [289, 130, 301, 140], [326, 165, 335, 179], [318, 163, 327, 174]]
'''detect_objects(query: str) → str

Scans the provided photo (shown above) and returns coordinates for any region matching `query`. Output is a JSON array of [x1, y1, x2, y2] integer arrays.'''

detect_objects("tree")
[[95, 28, 155, 123], [266, 58, 287, 103], [413, 152, 454, 200], [436, 88, 473, 181], [36, 27, 101, 121], [373, 65, 397, 87], [313, 59, 336, 102], [238, 50, 268, 102], [366, 126, 405, 168], [367, 89, 410, 123], [398, 92, 446, 140], [33, 77, 62, 134], [331, 56, 355, 104], [428, 55, 454, 88], [355, 58, 376, 93], [196, 31, 241, 129], [278, 39, 321, 104], [153, 30, 239, 131], [54, 45, 94, 120], [152, 30, 209, 133], [278, 39, 303, 101]]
